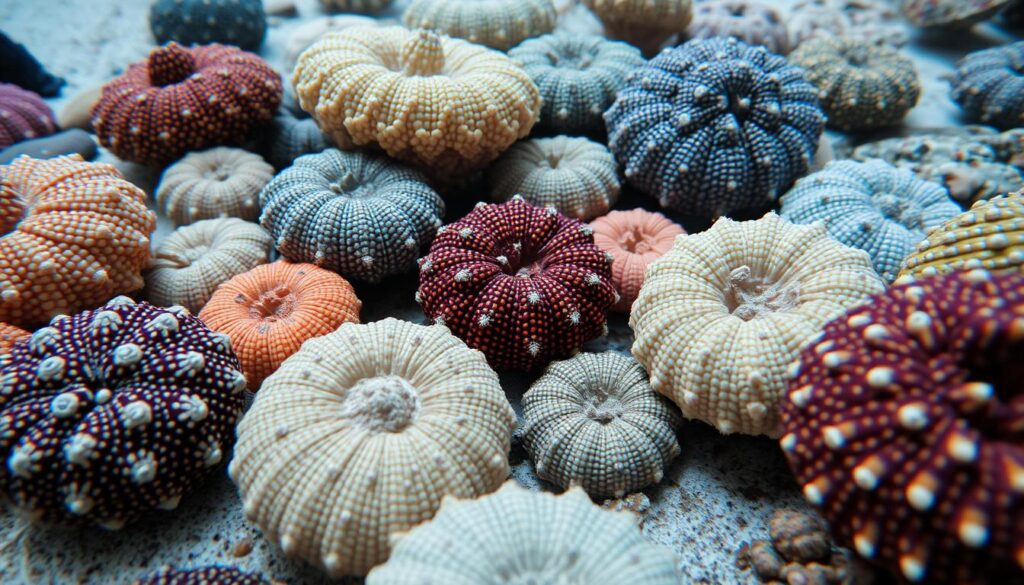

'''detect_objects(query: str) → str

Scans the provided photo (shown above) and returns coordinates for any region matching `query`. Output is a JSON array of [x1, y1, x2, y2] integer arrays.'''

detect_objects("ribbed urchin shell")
[[320, 0, 394, 13], [259, 148, 445, 283], [230, 318, 516, 577], [902, 0, 1013, 28], [582, 0, 693, 55], [950, 42, 1024, 131], [522, 351, 681, 498], [156, 147, 274, 226], [199, 260, 362, 390], [605, 37, 826, 218], [508, 32, 644, 135], [145, 218, 273, 314], [779, 270, 1024, 585], [780, 159, 960, 282], [132, 566, 275, 585], [0, 323, 28, 355], [0, 297, 246, 528], [92, 43, 282, 167], [264, 110, 332, 170], [403, 0, 556, 51], [366, 481, 681, 584], [630, 213, 885, 437], [788, 0, 910, 49], [0, 155, 156, 329], [486, 136, 620, 221], [0, 83, 56, 150], [149, 0, 267, 52], [686, 0, 789, 55], [417, 197, 617, 370], [283, 15, 379, 68], [590, 209, 686, 313], [899, 191, 1024, 278], [293, 27, 541, 178]]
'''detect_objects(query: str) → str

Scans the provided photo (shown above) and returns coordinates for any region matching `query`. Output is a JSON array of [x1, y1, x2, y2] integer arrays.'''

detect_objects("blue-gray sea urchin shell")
[[132, 566, 275, 585], [509, 33, 644, 135], [149, 0, 267, 52], [259, 149, 445, 283], [0, 297, 246, 529], [605, 37, 825, 218], [950, 41, 1024, 131]]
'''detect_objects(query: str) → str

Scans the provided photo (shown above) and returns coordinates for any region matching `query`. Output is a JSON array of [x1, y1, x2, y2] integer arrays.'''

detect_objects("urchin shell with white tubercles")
[[365, 481, 682, 584], [230, 318, 516, 577], [522, 351, 681, 498], [630, 213, 886, 437], [950, 42, 1024, 131], [686, 0, 789, 55], [156, 147, 274, 227], [403, 0, 557, 51]]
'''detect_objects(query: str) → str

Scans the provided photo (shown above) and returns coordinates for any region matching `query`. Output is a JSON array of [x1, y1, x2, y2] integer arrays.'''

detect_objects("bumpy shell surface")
[[605, 38, 825, 218], [0, 297, 246, 528], [264, 111, 332, 170], [487, 136, 620, 221], [899, 191, 1024, 277], [259, 149, 445, 283], [951, 42, 1024, 131], [781, 159, 960, 282], [779, 271, 1024, 585], [788, 0, 909, 48], [0, 155, 156, 328], [509, 33, 644, 135], [156, 147, 274, 226], [902, 0, 1012, 28], [199, 261, 362, 390], [132, 566, 274, 585], [403, 0, 556, 51], [149, 0, 267, 52], [145, 218, 273, 314], [320, 0, 394, 13], [417, 197, 617, 370], [230, 318, 516, 577], [686, 0, 789, 55], [582, 0, 693, 55], [0, 323, 28, 355], [284, 15, 380, 68], [293, 27, 541, 178], [630, 213, 885, 437], [92, 43, 282, 167], [0, 83, 56, 150], [522, 351, 681, 497], [590, 209, 686, 312]]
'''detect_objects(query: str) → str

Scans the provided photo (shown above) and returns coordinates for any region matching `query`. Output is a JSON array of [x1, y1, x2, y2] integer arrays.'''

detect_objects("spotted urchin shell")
[[259, 148, 445, 283], [686, 0, 789, 55], [403, 0, 556, 51], [788, 0, 910, 49], [899, 191, 1024, 278], [156, 147, 273, 226], [0, 155, 156, 329], [366, 481, 681, 584], [605, 37, 826, 218], [630, 212, 885, 437], [320, 0, 394, 14], [417, 197, 617, 371], [779, 270, 1024, 584], [294, 27, 540, 178], [902, 0, 1013, 28], [950, 42, 1024, 131], [590, 209, 686, 312], [508, 32, 644, 135], [230, 317, 516, 577], [199, 260, 362, 390], [581, 0, 693, 56], [149, 0, 267, 52], [522, 351, 681, 498], [0, 83, 56, 150], [132, 565, 275, 585], [0, 322, 28, 355], [780, 159, 960, 282], [145, 218, 273, 314], [92, 43, 282, 167], [486, 136, 619, 221], [0, 297, 246, 528]]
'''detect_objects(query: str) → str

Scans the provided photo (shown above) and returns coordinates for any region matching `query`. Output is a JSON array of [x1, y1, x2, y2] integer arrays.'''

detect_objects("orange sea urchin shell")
[[0, 322, 28, 354]]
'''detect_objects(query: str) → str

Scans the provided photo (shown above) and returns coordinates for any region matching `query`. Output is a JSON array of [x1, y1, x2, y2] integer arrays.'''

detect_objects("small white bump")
[[897, 402, 928, 430]]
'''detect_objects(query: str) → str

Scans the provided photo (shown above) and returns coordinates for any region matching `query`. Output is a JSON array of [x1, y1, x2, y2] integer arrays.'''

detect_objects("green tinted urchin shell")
[[403, 0, 557, 51]]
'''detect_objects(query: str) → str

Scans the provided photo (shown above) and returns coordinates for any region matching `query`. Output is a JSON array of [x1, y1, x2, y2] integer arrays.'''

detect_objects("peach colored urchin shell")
[[590, 209, 686, 313], [582, 0, 693, 55], [156, 147, 274, 226], [229, 317, 516, 577], [630, 213, 886, 437]]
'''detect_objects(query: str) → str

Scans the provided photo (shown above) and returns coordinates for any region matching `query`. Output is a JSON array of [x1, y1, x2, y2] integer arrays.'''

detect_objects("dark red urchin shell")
[[416, 197, 616, 370], [0, 82, 56, 149], [132, 566, 275, 585], [91, 42, 282, 167], [779, 270, 1024, 585], [0, 297, 246, 529]]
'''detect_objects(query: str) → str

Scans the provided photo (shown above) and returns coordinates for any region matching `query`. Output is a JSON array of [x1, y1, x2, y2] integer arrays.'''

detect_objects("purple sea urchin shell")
[[686, 0, 789, 55], [950, 42, 1024, 131], [132, 566, 275, 585], [0, 83, 56, 150], [0, 297, 246, 528]]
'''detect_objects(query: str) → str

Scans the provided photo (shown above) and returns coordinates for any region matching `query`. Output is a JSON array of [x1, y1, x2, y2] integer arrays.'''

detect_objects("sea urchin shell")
[[950, 41, 1024, 131], [156, 147, 274, 226], [0, 83, 56, 150], [686, 0, 789, 55], [581, 0, 693, 56], [402, 0, 557, 51], [132, 566, 275, 585]]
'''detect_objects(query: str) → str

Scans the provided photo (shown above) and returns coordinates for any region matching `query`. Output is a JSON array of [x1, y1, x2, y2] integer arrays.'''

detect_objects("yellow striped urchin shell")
[[293, 27, 541, 178], [630, 213, 885, 437], [229, 317, 516, 577], [156, 147, 274, 226], [403, 0, 557, 51], [522, 351, 681, 498], [899, 190, 1024, 278], [365, 481, 682, 584]]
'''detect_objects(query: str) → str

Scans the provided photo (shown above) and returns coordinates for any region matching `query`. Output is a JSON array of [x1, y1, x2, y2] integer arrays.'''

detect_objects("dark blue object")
[[0, 32, 64, 97], [149, 0, 267, 51]]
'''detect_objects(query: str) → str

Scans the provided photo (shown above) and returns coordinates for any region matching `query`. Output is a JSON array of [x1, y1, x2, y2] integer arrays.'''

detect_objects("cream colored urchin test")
[[366, 481, 682, 584], [522, 351, 681, 498], [156, 147, 274, 226], [630, 213, 886, 438], [229, 318, 517, 577], [403, 0, 557, 51]]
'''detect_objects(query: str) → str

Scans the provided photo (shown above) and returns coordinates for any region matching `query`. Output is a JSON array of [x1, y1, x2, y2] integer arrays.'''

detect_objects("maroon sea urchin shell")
[[132, 566, 275, 585], [417, 197, 616, 370], [0, 83, 56, 149], [779, 270, 1024, 585], [0, 297, 246, 529]]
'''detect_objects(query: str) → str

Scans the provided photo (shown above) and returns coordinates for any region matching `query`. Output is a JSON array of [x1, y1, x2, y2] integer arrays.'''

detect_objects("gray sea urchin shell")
[[950, 41, 1024, 131]]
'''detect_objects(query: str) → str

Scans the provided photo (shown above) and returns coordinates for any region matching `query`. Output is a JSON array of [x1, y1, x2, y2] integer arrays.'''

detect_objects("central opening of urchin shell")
[[549, 46, 595, 70], [583, 391, 625, 424], [338, 376, 421, 433], [724, 265, 800, 320], [618, 226, 656, 254], [246, 285, 296, 323], [842, 47, 872, 67], [873, 192, 925, 230]]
